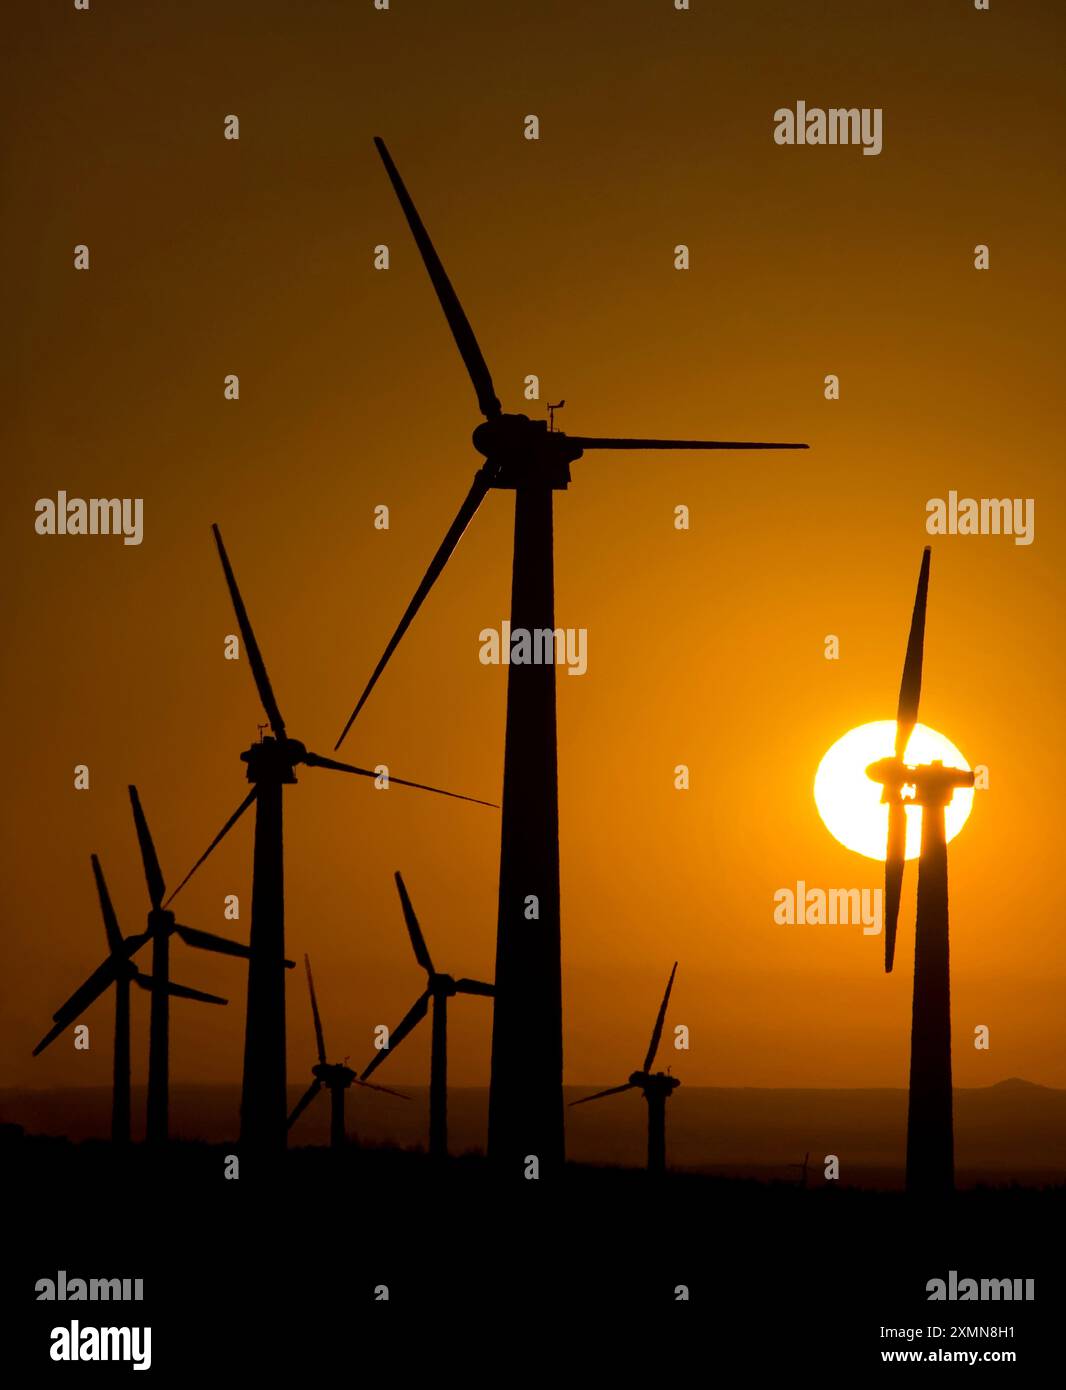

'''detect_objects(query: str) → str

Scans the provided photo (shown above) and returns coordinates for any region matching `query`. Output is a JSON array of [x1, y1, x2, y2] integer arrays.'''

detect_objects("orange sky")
[[3, 0, 1063, 1109]]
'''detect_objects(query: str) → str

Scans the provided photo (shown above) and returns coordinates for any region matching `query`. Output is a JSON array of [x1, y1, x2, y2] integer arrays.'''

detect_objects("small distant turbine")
[[128, 784, 259, 1145], [288, 955, 408, 1149], [361, 872, 494, 1159], [570, 962, 680, 1174], [33, 855, 227, 1145], [787, 1151, 811, 1188]]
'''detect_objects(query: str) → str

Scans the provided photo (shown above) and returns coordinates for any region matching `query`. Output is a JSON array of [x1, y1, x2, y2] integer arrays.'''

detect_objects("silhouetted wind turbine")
[[167, 525, 495, 1155], [288, 955, 408, 1148], [129, 784, 255, 1145], [360, 871, 494, 1159], [335, 137, 807, 1174], [788, 1151, 811, 1188], [865, 547, 974, 1196], [32, 855, 227, 1145], [570, 962, 680, 1174]]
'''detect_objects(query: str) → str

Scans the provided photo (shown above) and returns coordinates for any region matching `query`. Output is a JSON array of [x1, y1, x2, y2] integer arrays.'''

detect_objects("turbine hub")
[[432, 973, 457, 997]]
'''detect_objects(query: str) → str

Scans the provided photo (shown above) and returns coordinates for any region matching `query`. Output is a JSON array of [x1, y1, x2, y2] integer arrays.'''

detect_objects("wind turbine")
[[335, 137, 808, 1174], [128, 784, 258, 1145], [787, 1151, 811, 1188], [288, 955, 408, 1149], [360, 871, 494, 1159], [865, 547, 975, 1196], [167, 524, 495, 1155], [570, 962, 680, 1174], [32, 855, 227, 1144]]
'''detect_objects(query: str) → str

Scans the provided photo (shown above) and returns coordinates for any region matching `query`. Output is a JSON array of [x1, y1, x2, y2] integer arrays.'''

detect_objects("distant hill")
[[1, 1081, 1063, 1189]]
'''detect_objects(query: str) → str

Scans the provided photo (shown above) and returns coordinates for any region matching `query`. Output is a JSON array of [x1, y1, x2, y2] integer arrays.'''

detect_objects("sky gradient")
[[3, 1, 1063, 1121]]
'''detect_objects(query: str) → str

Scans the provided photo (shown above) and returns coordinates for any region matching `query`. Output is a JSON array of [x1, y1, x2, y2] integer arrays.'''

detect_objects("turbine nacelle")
[[472, 413, 581, 488], [629, 1070, 681, 1098], [241, 735, 306, 785], [312, 1060, 356, 1088], [867, 757, 974, 809]]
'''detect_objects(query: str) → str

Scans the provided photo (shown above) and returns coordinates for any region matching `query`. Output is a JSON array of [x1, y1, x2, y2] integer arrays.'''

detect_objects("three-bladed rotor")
[[361, 871, 494, 1083], [166, 526, 496, 905], [32, 854, 226, 1057], [129, 783, 260, 964], [570, 961, 680, 1107], [287, 954, 409, 1131], [334, 138, 808, 749]]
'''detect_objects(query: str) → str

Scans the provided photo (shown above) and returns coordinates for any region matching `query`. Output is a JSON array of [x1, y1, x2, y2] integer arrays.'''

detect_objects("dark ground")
[[2, 1131, 1060, 1374]]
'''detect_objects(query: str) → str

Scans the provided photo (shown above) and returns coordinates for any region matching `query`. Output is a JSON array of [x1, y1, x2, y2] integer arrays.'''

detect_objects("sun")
[[814, 721, 974, 861]]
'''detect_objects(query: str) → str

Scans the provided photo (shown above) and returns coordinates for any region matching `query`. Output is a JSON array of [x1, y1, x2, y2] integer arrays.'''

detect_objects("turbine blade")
[[454, 978, 494, 997], [90, 854, 123, 956], [884, 801, 907, 973], [212, 524, 286, 739], [49, 957, 119, 1027], [128, 785, 166, 910], [354, 1077, 411, 1100], [570, 437, 808, 451], [570, 1082, 636, 1107], [287, 1079, 322, 1129], [304, 954, 327, 1064], [174, 924, 253, 960], [332, 470, 492, 747], [643, 961, 678, 1073], [394, 871, 434, 974], [304, 751, 496, 809], [165, 788, 258, 906], [373, 137, 501, 419], [133, 974, 227, 1005], [360, 991, 430, 1079], [895, 547, 931, 759], [32, 1018, 71, 1057]]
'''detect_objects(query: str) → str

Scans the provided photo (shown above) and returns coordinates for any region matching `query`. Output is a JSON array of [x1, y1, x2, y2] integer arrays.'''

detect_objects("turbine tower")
[[360, 871, 494, 1159], [128, 784, 255, 1144], [33, 854, 227, 1144], [168, 525, 494, 1156], [570, 962, 680, 1174], [865, 547, 975, 1197], [288, 955, 408, 1148], [335, 137, 808, 1174]]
